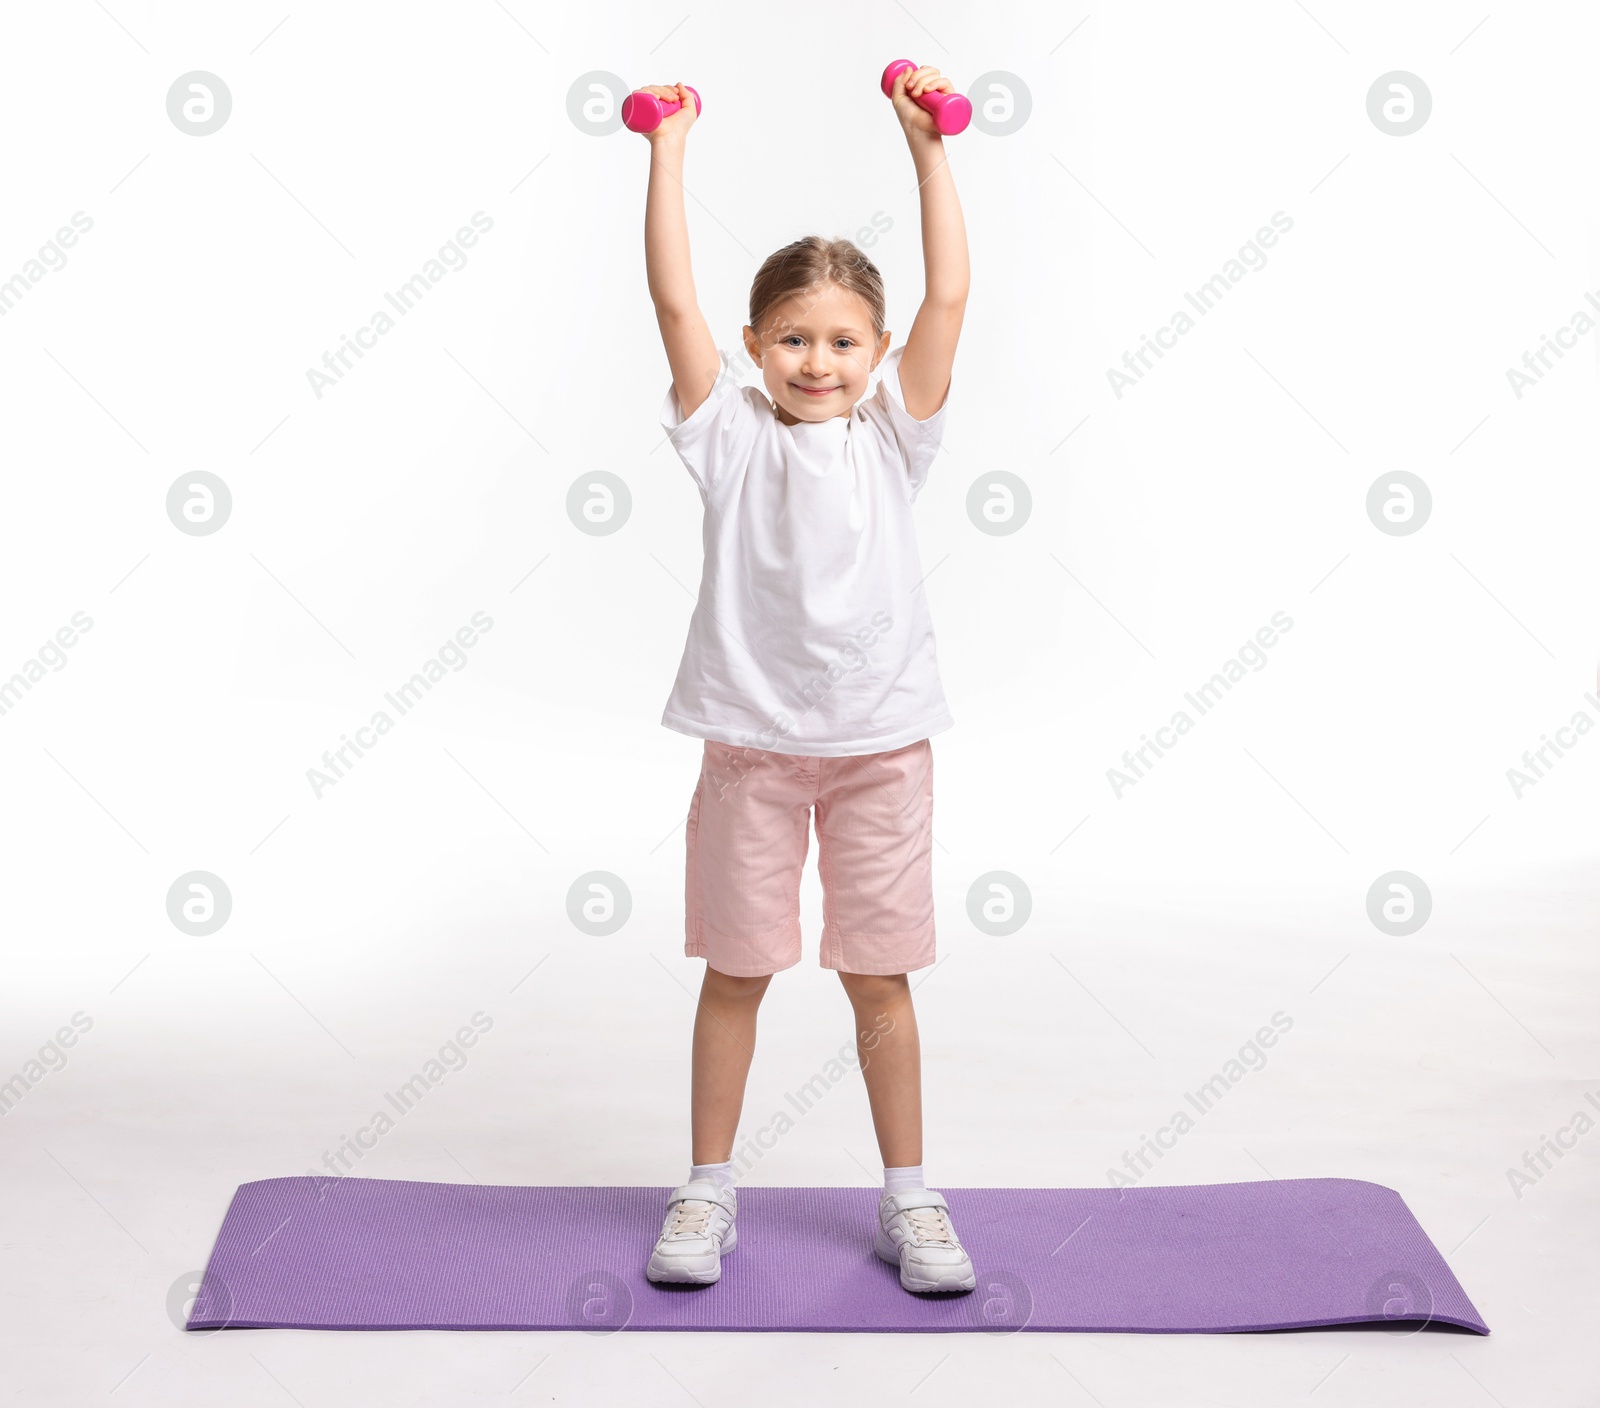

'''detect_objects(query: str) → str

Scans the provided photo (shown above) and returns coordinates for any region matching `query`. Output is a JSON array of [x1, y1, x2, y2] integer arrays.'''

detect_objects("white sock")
[[883, 1163, 926, 1194], [687, 1159, 736, 1194]]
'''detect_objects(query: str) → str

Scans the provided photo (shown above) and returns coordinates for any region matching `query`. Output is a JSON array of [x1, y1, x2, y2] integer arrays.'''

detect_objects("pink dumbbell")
[[881, 60, 971, 135], [622, 84, 703, 134]]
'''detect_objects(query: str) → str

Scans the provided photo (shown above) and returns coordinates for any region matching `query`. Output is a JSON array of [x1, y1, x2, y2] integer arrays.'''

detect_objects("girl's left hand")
[[891, 65, 952, 139]]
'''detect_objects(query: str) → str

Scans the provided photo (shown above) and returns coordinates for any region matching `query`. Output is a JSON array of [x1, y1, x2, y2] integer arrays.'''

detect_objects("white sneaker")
[[874, 1188, 977, 1293], [646, 1178, 738, 1285]]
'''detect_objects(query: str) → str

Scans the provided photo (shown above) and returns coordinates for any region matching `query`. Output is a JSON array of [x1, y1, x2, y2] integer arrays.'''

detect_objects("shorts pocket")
[[686, 774, 703, 842]]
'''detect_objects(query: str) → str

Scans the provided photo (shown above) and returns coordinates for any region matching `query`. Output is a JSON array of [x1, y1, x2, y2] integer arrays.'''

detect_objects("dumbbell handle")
[[880, 60, 971, 135], [622, 85, 702, 134]]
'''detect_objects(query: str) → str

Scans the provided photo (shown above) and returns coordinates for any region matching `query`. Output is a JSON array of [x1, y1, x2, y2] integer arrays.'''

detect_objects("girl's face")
[[743, 282, 892, 426]]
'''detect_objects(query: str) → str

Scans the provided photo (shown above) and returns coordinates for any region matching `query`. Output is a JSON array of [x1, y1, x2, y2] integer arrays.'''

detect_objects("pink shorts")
[[684, 737, 936, 977]]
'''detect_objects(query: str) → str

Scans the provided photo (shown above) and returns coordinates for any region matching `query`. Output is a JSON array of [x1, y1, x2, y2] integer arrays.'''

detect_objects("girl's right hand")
[[639, 82, 698, 142]]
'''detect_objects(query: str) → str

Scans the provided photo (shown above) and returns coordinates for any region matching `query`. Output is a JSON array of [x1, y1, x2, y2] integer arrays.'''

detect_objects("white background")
[[0, 2, 1594, 1404]]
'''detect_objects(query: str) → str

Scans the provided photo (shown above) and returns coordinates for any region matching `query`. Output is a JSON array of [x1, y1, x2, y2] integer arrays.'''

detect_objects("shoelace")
[[901, 1205, 958, 1246], [666, 1198, 721, 1237]]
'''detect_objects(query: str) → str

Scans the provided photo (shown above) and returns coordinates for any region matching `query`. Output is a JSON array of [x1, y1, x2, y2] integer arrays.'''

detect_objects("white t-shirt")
[[658, 343, 955, 757]]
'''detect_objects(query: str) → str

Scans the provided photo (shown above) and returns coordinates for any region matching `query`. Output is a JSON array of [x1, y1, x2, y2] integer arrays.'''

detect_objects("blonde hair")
[[747, 236, 886, 344]]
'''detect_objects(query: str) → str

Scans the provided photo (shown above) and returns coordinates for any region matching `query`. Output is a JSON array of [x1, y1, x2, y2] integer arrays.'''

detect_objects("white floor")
[[3, 853, 1592, 1408]]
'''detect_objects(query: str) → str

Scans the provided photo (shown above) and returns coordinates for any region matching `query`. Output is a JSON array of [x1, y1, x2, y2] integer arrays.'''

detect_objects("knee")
[[704, 966, 773, 1003], [838, 971, 907, 1011]]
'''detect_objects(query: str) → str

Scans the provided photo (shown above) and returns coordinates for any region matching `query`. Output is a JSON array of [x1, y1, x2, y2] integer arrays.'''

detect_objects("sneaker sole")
[[874, 1227, 976, 1293]]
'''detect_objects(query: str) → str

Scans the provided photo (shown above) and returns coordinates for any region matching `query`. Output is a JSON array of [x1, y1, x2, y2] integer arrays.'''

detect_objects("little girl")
[[637, 66, 973, 1295]]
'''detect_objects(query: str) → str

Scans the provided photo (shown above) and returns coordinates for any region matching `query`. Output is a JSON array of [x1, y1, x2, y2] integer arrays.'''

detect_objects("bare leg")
[[837, 971, 922, 1167], [690, 964, 774, 1165]]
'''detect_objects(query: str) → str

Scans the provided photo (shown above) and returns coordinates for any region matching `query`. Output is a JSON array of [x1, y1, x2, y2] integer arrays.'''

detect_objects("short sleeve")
[[858, 344, 949, 502], [659, 349, 760, 497]]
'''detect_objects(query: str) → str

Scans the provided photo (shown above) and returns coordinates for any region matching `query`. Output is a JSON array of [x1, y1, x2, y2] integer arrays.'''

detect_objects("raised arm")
[[888, 66, 970, 421], [642, 84, 719, 420]]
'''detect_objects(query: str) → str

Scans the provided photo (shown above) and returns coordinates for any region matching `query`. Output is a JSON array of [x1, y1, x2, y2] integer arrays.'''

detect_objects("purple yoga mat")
[[187, 1175, 1488, 1335]]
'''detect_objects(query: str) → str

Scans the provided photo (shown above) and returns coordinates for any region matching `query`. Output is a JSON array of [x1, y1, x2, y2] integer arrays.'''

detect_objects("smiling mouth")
[[792, 384, 840, 396]]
